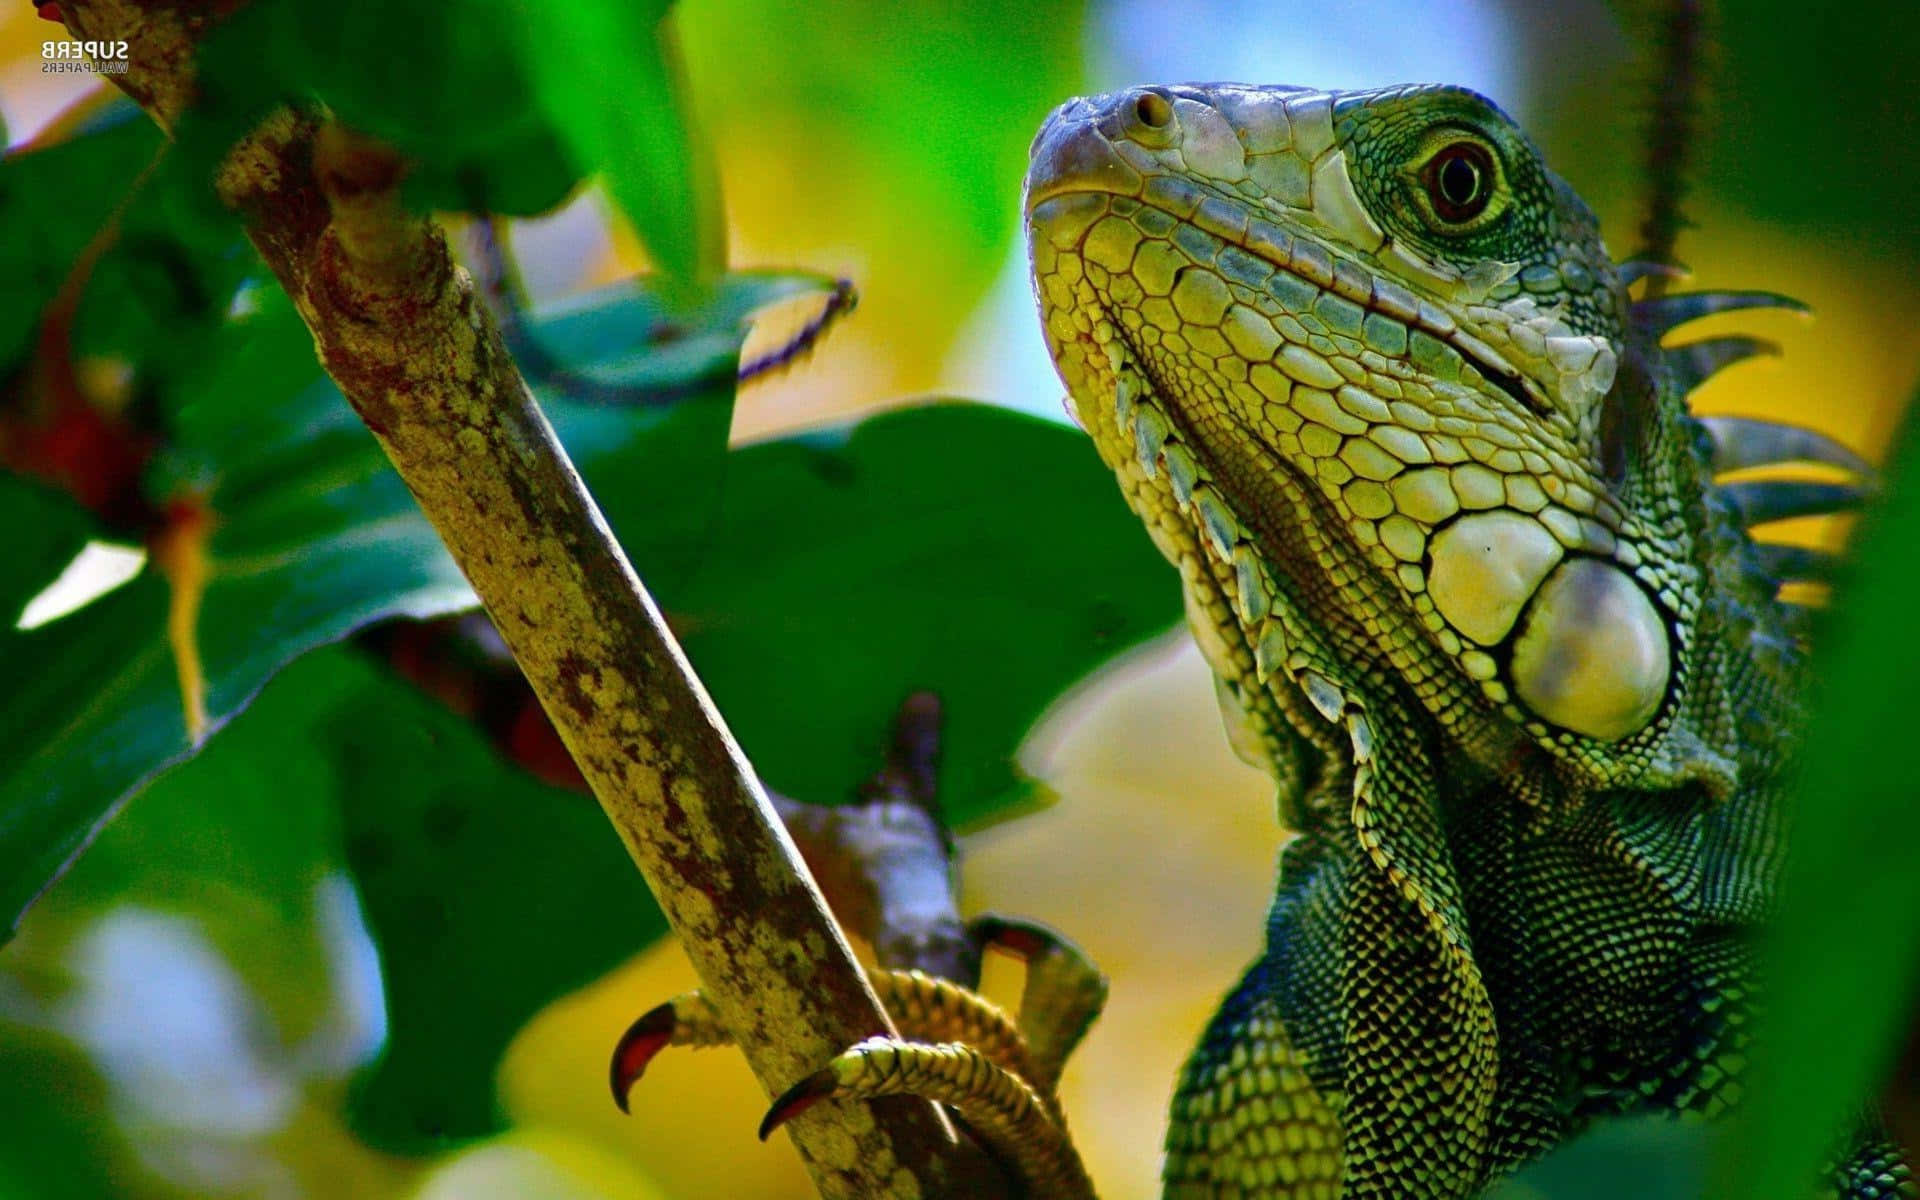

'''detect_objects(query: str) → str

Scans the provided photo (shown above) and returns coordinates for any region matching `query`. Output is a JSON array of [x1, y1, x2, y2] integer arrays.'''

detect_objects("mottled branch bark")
[[53, 0, 1003, 1193]]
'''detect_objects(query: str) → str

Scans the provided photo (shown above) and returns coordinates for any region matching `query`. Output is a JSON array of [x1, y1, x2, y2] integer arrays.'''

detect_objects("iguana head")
[[1025, 83, 1828, 798]]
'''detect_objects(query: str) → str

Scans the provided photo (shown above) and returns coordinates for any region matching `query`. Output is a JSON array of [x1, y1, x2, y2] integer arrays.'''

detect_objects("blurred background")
[[2, 1, 1915, 1196]]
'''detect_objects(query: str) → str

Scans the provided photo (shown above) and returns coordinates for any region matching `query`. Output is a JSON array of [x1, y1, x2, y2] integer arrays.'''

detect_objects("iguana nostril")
[[1134, 91, 1173, 129]]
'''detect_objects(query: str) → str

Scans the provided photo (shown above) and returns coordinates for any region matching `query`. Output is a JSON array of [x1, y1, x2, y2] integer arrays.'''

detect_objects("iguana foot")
[[762, 1031, 1093, 1197], [611, 916, 1105, 1199]]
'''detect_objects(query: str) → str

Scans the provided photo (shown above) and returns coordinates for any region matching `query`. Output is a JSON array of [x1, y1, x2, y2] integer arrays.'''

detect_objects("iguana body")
[[621, 81, 1910, 1198], [1022, 83, 1907, 1197]]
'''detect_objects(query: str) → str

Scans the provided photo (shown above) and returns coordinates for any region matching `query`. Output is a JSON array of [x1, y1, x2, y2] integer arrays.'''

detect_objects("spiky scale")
[[1718, 479, 1873, 527], [1631, 289, 1810, 337], [1752, 541, 1843, 585], [1698, 415, 1879, 481], [1665, 335, 1778, 392]]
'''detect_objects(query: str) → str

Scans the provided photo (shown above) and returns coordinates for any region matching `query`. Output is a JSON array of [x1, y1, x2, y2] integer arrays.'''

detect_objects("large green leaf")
[[184, 0, 577, 215], [1712, 398, 1920, 1197], [517, 0, 717, 285], [11, 638, 660, 1158], [0, 103, 155, 373], [0, 100, 244, 388], [1493, 1116, 1705, 1200], [0, 1027, 132, 1200], [4, 646, 360, 1091], [0, 275, 826, 937], [661, 403, 1181, 825], [182, 0, 710, 227], [319, 651, 668, 1149]]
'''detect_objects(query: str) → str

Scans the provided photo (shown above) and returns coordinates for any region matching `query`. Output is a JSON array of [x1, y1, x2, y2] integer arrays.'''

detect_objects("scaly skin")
[[1024, 83, 1909, 1198]]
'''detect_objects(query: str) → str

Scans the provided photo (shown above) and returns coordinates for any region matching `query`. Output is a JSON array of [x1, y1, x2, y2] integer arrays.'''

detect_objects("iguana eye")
[[1421, 141, 1495, 224]]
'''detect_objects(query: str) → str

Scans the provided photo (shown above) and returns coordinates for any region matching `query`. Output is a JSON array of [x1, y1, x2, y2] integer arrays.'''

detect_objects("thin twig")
[[1633, 0, 1713, 298], [774, 692, 979, 987]]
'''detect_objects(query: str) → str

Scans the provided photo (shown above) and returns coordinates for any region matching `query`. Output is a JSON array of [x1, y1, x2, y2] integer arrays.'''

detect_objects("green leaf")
[[316, 651, 668, 1149], [661, 403, 1181, 825], [1712, 399, 1920, 1197], [14, 637, 663, 1156], [0, 274, 827, 937], [184, 0, 591, 216], [0, 1026, 131, 1200], [1493, 1116, 1706, 1200], [517, 1, 718, 286], [0, 102, 161, 373], [15, 646, 358, 1036], [678, 0, 1087, 312], [0, 474, 100, 625]]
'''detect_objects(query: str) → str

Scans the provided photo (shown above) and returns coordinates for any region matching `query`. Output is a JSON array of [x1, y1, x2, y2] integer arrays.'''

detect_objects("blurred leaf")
[[26, 647, 359, 1031], [517, 2, 718, 286], [0, 474, 98, 623], [678, 0, 1088, 338], [0, 101, 160, 374], [1, 273, 832, 937], [321, 651, 667, 1150], [0, 1026, 134, 1200], [1493, 1115, 1706, 1200], [184, 0, 587, 215], [663, 403, 1180, 825], [1713, 394, 1920, 1197], [1711, 4, 1920, 260], [66, 140, 253, 387]]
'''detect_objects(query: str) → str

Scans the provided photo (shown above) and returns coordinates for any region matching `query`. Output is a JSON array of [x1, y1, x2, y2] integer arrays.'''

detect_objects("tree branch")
[[1632, 0, 1714, 298], [54, 1, 1002, 1193]]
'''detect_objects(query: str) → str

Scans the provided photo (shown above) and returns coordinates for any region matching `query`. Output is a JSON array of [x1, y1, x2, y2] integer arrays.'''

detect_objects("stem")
[[1634, 0, 1713, 298]]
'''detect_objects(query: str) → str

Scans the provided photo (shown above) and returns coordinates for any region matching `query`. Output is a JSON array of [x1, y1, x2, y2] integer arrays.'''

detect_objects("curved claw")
[[610, 1003, 680, 1114], [973, 915, 1109, 1094], [609, 992, 735, 1114], [610, 968, 1052, 1114], [760, 1063, 842, 1141]]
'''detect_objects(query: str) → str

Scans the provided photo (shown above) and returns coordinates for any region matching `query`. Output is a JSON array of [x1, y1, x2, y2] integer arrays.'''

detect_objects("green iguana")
[[617, 83, 1913, 1198]]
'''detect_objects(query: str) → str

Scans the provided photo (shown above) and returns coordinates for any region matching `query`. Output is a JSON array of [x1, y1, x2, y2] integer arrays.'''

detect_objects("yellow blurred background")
[[3, 0, 1915, 1197]]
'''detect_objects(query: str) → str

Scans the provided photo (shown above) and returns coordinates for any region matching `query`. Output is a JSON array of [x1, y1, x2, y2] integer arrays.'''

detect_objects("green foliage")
[[1710, 397, 1920, 1197], [516, 1, 718, 285], [1712, 2, 1920, 257], [0, 1027, 132, 1200], [0, 101, 244, 378], [1494, 1116, 1705, 1200], [669, 405, 1177, 826], [678, 0, 1088, 308], [319, 649, 671, 1150], [186, 0, 576, 216], [0, 273, 788, 937]]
